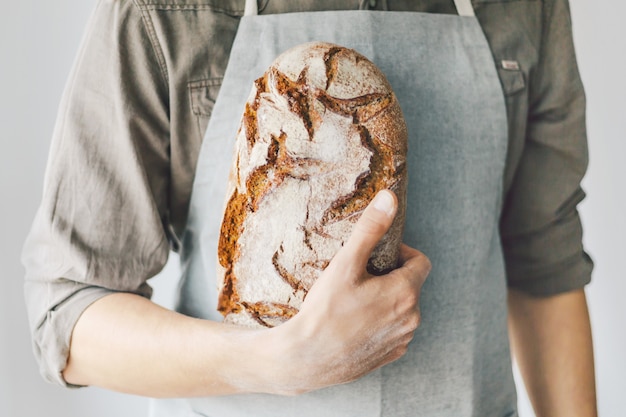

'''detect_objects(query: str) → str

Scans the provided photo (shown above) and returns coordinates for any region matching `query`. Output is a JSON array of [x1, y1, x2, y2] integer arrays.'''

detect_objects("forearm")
[[63, 191, 429, 398], [63, 292, 280, 397], [507, 288, 597, 417]]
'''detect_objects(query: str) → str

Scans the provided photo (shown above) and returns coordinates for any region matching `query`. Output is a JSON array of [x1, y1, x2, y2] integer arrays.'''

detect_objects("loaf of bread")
[[217, 42, 407, 328]]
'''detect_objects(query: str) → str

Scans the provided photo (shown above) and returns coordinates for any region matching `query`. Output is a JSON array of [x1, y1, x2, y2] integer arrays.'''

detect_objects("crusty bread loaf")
[[217, 42, 407, 328]]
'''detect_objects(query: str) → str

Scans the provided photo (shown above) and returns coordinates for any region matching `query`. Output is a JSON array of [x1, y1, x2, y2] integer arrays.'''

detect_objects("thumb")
[[336, 189, 398, 270]]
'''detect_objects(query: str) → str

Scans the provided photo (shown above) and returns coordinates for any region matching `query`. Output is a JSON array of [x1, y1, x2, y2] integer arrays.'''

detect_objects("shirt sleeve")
[[500, 0, 594, 295], [21, 0, 171, 386]]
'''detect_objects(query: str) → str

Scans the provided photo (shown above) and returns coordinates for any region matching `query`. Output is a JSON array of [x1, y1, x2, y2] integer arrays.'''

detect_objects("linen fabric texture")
[[21, 0, 592, 400], [177, 6, 513, 416]]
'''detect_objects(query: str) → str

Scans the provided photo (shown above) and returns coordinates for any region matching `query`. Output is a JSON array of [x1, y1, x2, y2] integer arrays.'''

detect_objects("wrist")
[[205, 321, 301, 396], [251, 321, 309, 396], [254, 313, 339, 396]]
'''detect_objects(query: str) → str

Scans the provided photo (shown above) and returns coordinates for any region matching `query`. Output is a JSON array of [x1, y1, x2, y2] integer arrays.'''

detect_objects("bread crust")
[[217, 42, 407, 328]]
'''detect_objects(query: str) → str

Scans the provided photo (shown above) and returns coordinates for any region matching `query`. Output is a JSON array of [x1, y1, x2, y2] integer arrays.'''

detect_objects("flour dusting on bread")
[[217, 42, 408, 328]]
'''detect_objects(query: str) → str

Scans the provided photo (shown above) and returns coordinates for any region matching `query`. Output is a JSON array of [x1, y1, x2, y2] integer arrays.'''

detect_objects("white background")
[[1, 1, 624, 416]]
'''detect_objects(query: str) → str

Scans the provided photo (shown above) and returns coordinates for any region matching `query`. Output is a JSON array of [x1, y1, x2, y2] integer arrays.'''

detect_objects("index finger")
[[395, 244, 432, 288]]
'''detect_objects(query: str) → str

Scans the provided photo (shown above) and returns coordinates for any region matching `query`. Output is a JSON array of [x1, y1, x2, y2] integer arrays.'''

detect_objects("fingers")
[[395, 244, 432, 289], [337, 190, 398, 269], [398, 243, 420, 264]]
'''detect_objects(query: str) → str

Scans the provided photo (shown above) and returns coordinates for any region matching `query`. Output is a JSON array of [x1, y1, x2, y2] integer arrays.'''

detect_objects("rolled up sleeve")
[[501, 0, 593, 295], [21, 0, 171, 386]]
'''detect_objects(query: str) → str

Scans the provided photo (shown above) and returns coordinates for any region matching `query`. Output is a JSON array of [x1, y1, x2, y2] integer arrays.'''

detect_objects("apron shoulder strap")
[[244, 0, 258, 16], [453, 0, 476, 17], [243, 0, 475, 18]]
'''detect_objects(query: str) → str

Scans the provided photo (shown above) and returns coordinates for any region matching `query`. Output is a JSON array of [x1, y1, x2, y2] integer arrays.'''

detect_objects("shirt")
[[22, 0, 593, 387]]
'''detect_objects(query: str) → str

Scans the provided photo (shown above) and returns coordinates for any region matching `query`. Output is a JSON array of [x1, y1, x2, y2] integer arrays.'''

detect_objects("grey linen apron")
[[153, 0, 518, 415]]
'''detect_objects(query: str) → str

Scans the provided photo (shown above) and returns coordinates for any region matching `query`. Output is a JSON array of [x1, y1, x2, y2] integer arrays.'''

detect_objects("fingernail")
[[372, 191, 395, 217]]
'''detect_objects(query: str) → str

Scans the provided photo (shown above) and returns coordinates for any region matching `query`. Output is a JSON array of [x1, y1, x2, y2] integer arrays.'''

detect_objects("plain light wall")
[[571, 0, 626, 415], [1, 1, 623, 416], [0, 2, 148, 416]]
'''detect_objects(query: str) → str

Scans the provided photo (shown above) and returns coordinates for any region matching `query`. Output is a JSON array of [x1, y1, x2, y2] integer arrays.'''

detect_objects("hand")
[[61, 189, 430, 398], [269, 190, 431, 395]]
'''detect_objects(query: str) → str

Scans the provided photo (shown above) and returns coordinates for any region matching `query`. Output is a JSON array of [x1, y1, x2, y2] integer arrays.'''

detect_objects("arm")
[[63, 190, 431, 397], [22, 2, 429, 392], [498, 0, 597, 414], [507, 288, 596, 417]]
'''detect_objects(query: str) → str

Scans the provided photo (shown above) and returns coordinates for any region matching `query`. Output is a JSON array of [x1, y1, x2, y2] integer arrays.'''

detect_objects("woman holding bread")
[[23, 0, 596, 416]]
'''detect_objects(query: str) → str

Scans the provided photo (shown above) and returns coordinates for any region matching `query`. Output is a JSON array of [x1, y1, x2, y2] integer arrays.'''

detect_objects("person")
[[22, 0, 597, 416]]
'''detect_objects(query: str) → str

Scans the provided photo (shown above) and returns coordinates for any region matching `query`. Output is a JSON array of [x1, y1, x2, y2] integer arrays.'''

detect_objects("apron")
[[155, 0, 518, 415]]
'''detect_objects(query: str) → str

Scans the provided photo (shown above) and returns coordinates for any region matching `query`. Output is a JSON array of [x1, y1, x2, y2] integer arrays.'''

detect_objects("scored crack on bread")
[[217, 42, 408, 328]]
